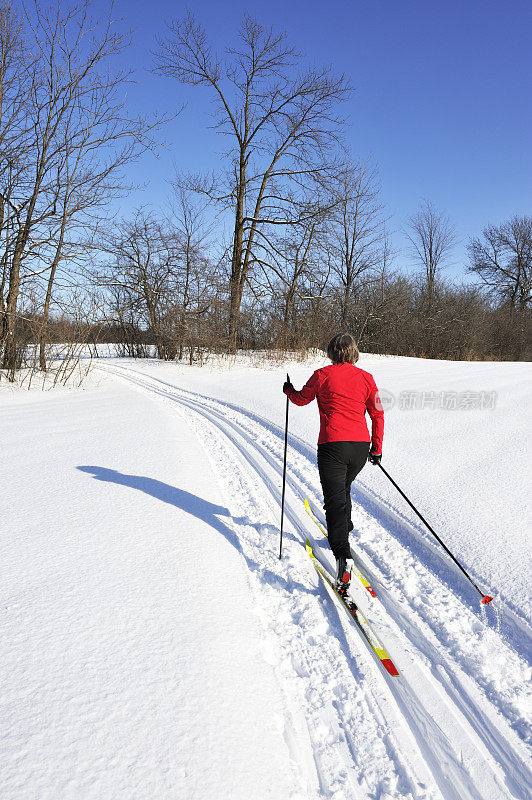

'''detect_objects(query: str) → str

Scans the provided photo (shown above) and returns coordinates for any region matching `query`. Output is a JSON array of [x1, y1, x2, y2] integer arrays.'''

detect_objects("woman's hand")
[[283, 380, 294, 394]]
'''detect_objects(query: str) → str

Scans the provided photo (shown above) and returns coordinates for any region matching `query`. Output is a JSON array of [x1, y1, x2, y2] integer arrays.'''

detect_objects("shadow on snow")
[[76, 465, 308, 597]]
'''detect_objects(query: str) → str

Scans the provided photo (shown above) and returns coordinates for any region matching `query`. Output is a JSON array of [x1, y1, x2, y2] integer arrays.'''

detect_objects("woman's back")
[[286, 361, 383, 449]]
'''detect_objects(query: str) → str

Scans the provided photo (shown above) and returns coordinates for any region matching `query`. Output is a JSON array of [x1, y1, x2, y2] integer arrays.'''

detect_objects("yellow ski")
[[306, 540, 399, 676]]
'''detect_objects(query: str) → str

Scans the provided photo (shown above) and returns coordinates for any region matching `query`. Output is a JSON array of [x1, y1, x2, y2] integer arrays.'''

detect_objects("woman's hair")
[[327, 333, 360, 364]]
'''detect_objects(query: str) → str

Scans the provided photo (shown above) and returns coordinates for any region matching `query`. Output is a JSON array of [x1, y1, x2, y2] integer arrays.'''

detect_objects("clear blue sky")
[[101, 0, 531, 277]]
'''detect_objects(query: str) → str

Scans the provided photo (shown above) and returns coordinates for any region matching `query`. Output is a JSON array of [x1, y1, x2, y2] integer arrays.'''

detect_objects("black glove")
[[368, 451, 382, 465], [283, 380, 294, 394]]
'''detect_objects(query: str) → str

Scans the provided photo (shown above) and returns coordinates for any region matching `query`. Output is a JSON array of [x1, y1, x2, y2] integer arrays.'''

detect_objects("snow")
[[1, 353, 531, 800], [1, 382, 307, 799]]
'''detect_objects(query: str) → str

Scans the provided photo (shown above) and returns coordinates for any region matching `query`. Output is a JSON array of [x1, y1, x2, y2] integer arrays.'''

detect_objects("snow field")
[[1, 353, 531, 800], [0, 384, 306, 799], [95, 360, 531, 799]]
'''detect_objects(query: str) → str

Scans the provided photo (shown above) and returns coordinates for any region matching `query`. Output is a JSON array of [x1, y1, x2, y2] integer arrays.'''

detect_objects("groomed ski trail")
[[98, 361, 532, 800]]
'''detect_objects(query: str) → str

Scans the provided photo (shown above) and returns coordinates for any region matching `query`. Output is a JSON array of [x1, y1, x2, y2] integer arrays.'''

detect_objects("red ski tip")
[[382, 658, 400, 677], [481, 595, 494, 605]]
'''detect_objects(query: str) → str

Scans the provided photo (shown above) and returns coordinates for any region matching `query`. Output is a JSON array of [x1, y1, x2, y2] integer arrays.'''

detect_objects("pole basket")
[[481, 595, 494, 605]]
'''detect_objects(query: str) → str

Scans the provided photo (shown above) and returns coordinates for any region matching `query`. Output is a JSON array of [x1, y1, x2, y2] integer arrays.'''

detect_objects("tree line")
[[1, 3, 530, 383]]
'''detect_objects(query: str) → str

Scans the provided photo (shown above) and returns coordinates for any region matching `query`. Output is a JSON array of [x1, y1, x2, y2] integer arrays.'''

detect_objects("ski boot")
[[335, 557, 354, 597]]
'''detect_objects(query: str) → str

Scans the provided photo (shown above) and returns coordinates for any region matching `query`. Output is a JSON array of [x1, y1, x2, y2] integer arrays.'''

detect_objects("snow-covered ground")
[[1, 353, 531, 800]]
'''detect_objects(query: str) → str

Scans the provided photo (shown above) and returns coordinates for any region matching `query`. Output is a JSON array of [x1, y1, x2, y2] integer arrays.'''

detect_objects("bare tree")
[[155, 12, 351, 352], [97, 198, 217, 362], [277, 220, 320, 336], [468, 215, 531, 312], [97, 211, 182, 360], [0, 2, 30, 360], [405, 199, 456, 308], [351, 229, 396, 346], [248, 196, 331, 346], [169, 186, 216, 359], [328, 160, 385, 326], [0, 0, 162, 377]]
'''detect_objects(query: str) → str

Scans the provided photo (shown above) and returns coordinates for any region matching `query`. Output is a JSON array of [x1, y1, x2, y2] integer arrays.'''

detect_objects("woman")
[[283, 333, 383, 594]]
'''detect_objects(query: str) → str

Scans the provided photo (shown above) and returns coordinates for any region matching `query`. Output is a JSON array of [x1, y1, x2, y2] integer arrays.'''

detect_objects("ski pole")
[[279, 373, 290, 560], [377, 463, 493, 605]]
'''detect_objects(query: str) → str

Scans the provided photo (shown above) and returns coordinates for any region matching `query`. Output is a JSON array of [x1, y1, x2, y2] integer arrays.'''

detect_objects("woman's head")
[[327, 333, 359, 364]]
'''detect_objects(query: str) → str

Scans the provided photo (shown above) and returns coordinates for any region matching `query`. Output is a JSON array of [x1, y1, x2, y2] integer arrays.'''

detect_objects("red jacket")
[[286, 362, 384, 453]]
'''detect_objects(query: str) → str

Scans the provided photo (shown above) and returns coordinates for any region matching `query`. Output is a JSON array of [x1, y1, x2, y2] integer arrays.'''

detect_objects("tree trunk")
[[282, 284, 298, 346], [228, 152, 246, 354], [39, 213, 67, 371], [145, 292, 164, 359], [1, 159, 47, 373], [228, 280, 244, 353], [1, 248, 22, 375], [341, 282, 351, 328], [39, 262, 59, 371]]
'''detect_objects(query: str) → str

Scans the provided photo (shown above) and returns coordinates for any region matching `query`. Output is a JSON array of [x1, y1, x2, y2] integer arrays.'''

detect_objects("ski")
[[306, 539, 399, 677], [304, 498, 377, 598]]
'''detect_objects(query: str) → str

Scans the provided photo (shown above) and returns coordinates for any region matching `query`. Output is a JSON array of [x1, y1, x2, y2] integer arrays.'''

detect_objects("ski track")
[[97, 362, 532, 800]]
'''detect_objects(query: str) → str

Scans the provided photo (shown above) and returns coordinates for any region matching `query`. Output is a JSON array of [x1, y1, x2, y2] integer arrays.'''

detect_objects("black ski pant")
[[317, 441, 370, 560]]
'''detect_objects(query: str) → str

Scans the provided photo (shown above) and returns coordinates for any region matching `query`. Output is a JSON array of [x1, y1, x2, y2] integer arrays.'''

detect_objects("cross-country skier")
[[283, 333, 384, 595]]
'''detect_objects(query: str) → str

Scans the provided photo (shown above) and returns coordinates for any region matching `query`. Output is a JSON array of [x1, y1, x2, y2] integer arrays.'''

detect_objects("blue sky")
[[99, 0, 531, 277]]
